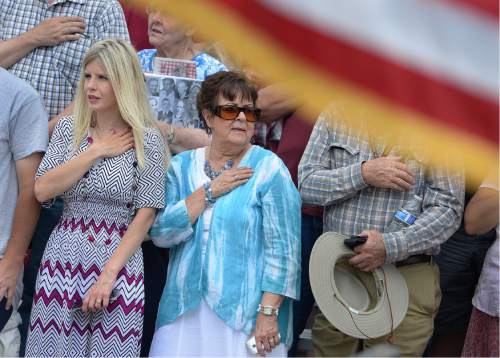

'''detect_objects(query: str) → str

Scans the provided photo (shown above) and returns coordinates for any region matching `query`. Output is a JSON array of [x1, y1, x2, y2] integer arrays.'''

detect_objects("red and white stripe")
[[217, 0, 499, 144]]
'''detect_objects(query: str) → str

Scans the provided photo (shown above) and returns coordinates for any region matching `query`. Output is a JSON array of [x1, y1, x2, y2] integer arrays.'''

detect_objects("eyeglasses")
[[213, 105, 261, 122]]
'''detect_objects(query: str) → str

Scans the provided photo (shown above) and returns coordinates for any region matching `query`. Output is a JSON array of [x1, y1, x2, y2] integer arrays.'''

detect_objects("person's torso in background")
[[0, 0, 129, 117], [269, 111, 323, 217], [0, 69, 48, 254]]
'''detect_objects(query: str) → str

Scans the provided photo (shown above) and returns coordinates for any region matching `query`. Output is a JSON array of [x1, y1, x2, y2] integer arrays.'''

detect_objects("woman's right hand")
[[92, 129, 135, 159], [211, 167, 254, 198]]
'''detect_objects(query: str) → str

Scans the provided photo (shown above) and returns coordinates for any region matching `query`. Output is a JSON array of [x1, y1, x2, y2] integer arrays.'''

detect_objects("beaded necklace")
[[204, 158, 233, 180]]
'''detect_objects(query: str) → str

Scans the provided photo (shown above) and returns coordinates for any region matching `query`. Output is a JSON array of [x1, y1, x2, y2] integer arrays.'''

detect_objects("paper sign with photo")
[[152, 57, 196, 79], [145, 73, 203, 129]]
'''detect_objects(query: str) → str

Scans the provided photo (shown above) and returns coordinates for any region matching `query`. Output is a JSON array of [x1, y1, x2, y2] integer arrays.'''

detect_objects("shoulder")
[[138, 49, 157, 61], [173, 148, 198, 164], [54, 116, 75, 136], [137, 49, 157, 71], [87, 0, 123, 13], [249, 146, 288, 176], [144, 127, 164, 147], [249, 145, 279, 162], [86, 0, 128, 36], [169, 148, 199, 169], [0, 68, 40, 104], [193, 52, 228, 78]]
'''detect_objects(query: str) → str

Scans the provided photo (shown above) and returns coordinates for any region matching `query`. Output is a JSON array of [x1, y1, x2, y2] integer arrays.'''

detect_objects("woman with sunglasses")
[[149, 71, 301, 357]]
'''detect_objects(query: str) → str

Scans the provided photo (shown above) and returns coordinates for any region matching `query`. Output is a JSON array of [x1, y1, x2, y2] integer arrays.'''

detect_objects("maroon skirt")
[[462, 307, 499, 357]]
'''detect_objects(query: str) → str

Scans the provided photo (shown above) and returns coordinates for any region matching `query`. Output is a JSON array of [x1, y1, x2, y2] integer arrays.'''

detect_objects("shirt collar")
[[45, 0, 86, 6]]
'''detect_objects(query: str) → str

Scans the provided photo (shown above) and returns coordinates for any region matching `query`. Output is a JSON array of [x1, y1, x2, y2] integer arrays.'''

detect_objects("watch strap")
[[257, 304, 279, 316]]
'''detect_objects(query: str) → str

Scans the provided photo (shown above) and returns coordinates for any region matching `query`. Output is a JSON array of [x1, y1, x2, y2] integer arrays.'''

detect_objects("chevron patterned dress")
[[25, 117, 165, 357]]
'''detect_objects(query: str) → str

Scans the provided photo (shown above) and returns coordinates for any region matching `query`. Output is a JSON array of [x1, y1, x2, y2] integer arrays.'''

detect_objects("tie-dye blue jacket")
[[150, 145, 301, 346]]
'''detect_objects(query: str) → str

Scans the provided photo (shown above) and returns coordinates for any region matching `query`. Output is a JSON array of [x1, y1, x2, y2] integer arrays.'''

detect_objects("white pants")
[[150, 300, 287, 357], [0, 267, 23, 357]]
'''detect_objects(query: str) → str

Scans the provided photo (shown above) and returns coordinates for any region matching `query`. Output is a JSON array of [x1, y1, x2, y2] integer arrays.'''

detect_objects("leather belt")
[[396, 254, 431, 268]]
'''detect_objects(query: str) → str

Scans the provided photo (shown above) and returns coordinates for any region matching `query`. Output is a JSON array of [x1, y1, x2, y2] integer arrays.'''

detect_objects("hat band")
[[330, 266, 395, 341]]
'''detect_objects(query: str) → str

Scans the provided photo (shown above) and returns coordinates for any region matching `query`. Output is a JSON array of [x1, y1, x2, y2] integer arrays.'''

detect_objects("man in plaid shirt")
[[0, 0, 129, 132], [298, 108, 464, 357], [0, 1, 129, 355]]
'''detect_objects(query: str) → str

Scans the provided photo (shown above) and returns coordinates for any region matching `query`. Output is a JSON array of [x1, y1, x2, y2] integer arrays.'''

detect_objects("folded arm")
[[298, 114, 367, 206], [383, 166, 465, 262], [0, 16, 84, 69]]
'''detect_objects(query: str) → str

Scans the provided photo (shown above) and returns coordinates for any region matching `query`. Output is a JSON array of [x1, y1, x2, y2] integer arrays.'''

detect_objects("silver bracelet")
[[203, 181, 215, 207], [166, 124, 175, 145]]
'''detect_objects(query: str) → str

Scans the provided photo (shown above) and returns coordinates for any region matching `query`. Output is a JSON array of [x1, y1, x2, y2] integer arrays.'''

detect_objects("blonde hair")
[[73, 39, 165, 168]]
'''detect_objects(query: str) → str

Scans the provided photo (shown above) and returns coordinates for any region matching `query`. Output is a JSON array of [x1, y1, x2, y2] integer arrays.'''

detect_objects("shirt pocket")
[[51, 36, 92, 88], [329, 139, 361, 169]]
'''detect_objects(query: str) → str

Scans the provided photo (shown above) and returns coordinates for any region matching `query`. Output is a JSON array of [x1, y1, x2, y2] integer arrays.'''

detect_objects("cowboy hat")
[[309, 232, 409, 339]]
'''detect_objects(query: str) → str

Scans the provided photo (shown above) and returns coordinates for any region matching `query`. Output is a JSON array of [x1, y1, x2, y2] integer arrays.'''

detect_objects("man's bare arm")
[[0, 153, 43, 308], [157, 122, 210, 154], [257, 84, 298, 124]]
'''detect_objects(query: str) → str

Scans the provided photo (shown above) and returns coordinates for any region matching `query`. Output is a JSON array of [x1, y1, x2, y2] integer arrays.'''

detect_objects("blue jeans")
[[288, 213, 323, 357], [18, 199, 63, 357]]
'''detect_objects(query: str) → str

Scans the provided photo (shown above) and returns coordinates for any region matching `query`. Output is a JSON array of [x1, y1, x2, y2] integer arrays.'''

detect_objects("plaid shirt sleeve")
[[298, 111, 367, 206], [383, 164, 465, 262], [94, 1, 130, 42]]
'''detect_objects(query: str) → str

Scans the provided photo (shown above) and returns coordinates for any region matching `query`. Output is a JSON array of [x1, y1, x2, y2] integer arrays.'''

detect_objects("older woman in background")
[[138, 7, 227, 153], [149, 71, 301, 357]]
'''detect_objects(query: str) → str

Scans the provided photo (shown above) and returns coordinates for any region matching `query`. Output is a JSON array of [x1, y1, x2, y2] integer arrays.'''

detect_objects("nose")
[[236, 109, 247, 122], [149, 11, 162, 24], [85, 75, 96, 91]]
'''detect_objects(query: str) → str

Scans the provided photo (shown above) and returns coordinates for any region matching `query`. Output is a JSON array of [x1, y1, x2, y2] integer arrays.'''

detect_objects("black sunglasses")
[[213, 105, 261, 122]]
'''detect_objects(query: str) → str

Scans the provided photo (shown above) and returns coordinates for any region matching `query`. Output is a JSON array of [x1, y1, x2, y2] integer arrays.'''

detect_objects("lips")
[[88, 95, 100, 104]]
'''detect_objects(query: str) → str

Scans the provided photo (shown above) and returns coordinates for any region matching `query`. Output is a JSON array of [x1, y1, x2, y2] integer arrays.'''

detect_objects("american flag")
[[134, 0, 498, 183]]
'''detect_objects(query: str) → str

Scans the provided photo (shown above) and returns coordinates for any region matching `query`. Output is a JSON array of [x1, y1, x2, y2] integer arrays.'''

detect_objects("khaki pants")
[[312, 261, 441, 357], [0, 264, 23, 357]]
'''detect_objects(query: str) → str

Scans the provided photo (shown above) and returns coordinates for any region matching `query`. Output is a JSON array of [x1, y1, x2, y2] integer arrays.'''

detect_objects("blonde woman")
[[25, 39, 166, 357]]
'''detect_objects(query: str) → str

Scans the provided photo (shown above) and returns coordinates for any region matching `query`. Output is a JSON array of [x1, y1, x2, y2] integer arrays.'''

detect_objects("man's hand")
[[348, 230, 386, 272], [27, 16, 85, 47], [0, 258, 23, 309], [361, 156, 415, 191]]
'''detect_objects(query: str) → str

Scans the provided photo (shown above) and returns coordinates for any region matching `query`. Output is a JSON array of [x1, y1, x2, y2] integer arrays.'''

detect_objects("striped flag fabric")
[[131, 0, 498, 184]]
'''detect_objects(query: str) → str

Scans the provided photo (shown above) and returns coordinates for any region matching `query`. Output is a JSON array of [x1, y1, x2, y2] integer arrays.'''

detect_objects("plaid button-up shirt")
[[0, 0, 129, 117], [298, 109, 464, 263]]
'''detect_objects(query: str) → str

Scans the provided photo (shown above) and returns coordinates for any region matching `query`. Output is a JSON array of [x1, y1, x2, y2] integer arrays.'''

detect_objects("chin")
[[229, 137, 251, 147], [148, 36, 160, 47]]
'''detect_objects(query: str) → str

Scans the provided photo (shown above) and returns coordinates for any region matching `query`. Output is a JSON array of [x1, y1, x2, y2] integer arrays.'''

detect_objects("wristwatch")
[[257, 304, 279, 317]]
